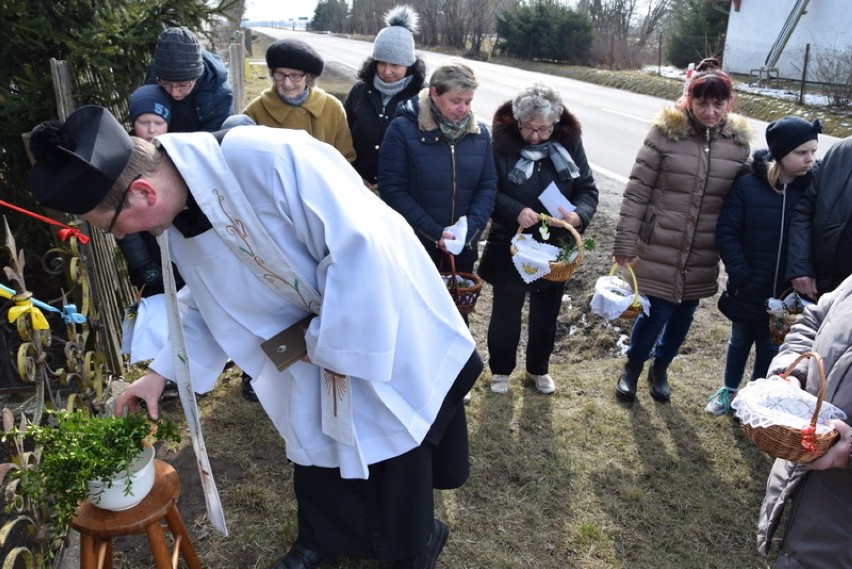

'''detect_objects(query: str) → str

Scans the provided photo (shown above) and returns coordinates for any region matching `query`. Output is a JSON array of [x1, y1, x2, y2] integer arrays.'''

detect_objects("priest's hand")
[[114, 372, 168, 420]]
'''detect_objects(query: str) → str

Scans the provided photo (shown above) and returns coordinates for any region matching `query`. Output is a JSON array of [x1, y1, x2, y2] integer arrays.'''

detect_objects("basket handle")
[[447, 253, 460, 296], [780, 351, 828, 450], [516, 214, 584, 265], [608, 263, 641, 308]]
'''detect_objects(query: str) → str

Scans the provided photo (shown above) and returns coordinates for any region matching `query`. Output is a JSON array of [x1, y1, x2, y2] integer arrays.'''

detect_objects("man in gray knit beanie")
[[146, 26, 234, 133], [154, 26, 204, 82]]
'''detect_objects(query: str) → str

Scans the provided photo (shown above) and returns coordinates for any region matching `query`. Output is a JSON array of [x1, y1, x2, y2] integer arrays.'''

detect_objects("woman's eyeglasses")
[[519, 123, 555, 137], [271, 71, 307, 82]]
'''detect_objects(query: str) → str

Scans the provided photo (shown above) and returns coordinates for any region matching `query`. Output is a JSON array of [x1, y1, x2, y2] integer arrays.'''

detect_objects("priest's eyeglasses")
[[104, 175, 141, 235]]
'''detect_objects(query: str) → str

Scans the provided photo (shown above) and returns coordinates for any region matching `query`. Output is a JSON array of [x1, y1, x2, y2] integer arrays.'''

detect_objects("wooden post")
[[46, 58, 133, 384], [229, 32, 246, 113], [798, 43, 810, 106]]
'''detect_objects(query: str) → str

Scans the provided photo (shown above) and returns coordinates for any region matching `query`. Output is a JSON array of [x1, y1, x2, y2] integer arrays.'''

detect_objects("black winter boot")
[[616, 360, 643, 403], [648, 360, 671, 403]]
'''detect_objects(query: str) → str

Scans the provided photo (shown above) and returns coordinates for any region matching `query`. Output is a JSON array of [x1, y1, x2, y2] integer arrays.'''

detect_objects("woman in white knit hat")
[[344, 5, 426, 190]]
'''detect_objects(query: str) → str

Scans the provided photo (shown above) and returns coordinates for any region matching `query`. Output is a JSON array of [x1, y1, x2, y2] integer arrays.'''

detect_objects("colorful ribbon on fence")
[[0, 199, 90, 244], [0, 283, 60, 314], [7, 298, 50, 330], [62, 304, 87, 325]]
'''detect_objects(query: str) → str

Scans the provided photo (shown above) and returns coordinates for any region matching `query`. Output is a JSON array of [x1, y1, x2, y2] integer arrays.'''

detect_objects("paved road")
[[253, 28, 839, 187]]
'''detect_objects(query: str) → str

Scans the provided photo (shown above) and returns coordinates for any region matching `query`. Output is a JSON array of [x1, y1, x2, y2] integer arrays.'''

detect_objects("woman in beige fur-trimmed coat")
[[613, 65, 753, 404]]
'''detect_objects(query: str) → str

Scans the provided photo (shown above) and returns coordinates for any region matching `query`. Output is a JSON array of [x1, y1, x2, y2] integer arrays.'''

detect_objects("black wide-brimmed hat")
[[28, 106, 132, 214]]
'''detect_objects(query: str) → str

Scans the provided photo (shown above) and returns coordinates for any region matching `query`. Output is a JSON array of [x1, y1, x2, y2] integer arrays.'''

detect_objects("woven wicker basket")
[[739, 351, 839, 463], [510, 215, 583, 283], [609, 263, 644, 320], [768, 288, 804, 345], [440, 254, 482, 315]]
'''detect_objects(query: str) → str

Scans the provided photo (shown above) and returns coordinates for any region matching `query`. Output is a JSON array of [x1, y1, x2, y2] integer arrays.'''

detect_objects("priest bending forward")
[[27, 105, 482, 569]]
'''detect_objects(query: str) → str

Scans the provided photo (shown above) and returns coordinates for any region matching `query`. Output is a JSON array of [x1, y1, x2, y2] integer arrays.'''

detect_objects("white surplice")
[[150, 126, 475, 479]]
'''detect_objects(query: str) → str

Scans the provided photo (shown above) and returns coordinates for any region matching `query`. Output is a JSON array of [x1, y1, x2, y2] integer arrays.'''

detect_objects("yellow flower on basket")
[[522, 263, 539, 275]]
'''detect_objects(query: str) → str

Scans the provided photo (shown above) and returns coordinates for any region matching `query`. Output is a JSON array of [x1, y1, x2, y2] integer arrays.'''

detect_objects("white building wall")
[[724, 0, 852, 80]]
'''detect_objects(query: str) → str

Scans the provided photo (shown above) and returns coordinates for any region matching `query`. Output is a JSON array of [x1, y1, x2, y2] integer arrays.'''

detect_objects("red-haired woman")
[[613, 66, 754, 404]]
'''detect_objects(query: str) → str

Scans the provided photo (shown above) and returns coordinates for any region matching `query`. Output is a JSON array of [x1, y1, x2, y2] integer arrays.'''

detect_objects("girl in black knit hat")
[[706, 115, 821, 415]]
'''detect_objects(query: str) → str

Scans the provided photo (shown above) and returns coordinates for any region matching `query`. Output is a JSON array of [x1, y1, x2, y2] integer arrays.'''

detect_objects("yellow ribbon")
[[8, 299, 50, 330]]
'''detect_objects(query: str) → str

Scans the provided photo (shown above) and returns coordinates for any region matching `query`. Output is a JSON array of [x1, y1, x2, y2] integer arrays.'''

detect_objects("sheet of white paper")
[[538, 182, 575, 218]]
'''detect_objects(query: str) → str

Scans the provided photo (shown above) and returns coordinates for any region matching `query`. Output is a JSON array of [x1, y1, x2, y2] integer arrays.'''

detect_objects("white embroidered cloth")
[[732, 375, 846, 434], [511, 233, 560, 283]]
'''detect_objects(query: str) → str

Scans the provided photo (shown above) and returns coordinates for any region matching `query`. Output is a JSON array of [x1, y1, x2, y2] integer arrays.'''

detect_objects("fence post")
[[45, 59, 131, 386], [229, 31, 246, 113], [798, 43, 810, 106]]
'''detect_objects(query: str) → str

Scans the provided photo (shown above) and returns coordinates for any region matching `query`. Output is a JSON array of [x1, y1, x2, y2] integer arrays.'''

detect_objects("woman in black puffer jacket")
[[343, 5, 426, 189], [706, 116, 820, 416], [477, 83, 599, 395]]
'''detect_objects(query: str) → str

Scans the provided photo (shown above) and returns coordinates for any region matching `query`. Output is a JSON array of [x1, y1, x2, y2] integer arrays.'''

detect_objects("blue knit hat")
[[154, 27, 204, 82], [129, 84, 172, 124]]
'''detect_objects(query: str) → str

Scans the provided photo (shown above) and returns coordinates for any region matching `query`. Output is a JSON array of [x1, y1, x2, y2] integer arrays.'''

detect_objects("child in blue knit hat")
[[129, 84, 172, 142]]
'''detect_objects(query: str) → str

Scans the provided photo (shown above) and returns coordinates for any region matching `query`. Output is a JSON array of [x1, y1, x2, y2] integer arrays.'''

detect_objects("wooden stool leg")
[[143, 521, 174, 569], [164, 505, 202, 569], [97, 540, 113, 569], [78, 533, 97, 569]]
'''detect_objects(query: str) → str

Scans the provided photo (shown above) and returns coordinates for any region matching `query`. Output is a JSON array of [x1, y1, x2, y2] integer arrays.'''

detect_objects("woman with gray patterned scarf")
[[344, 5, 426, 190], [478, 83, 599, 395]]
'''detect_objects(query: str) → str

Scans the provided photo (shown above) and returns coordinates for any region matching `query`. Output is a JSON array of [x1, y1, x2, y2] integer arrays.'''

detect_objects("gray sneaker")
[[528, 373, 556, 394], [705, 387, 737, 416]]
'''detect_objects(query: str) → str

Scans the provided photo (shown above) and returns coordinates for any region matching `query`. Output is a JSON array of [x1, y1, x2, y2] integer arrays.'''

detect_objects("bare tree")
[[467, 0, 515, 55], [636, 0, 672, 48], [419, 0, 443, 46], [440, 0, 466, 48], [350, 0, 396, 35]]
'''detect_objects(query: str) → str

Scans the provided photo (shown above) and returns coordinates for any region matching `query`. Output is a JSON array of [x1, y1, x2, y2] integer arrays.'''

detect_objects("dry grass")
[[103, 36, 783, 569]]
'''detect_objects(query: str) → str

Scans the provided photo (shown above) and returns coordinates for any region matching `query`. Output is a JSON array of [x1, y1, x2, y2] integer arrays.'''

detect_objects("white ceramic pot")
[[86, 445, 156, 511]]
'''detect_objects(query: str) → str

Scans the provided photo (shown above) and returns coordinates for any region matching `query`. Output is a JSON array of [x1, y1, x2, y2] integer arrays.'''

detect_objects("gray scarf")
[[508, 140, 581, 184], [280, 87, 310, 107], [373, 75, 413, 108]]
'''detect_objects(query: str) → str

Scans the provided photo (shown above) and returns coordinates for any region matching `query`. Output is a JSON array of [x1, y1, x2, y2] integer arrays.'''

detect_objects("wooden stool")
[[71, 459, 202, 569]]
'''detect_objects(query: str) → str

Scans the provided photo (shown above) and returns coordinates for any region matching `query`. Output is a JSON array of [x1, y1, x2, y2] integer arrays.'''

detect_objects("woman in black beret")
[[242, 38, 355, 163]]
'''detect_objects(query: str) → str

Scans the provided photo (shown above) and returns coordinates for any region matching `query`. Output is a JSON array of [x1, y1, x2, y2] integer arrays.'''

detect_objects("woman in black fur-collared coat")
[[477, 83, 599, 395]]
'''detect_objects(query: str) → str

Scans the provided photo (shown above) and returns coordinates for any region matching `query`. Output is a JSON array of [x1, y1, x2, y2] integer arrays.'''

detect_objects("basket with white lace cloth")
[[731, 351, 845, 463], [589, 263, 649, 321], [509, 215, 583, 283]]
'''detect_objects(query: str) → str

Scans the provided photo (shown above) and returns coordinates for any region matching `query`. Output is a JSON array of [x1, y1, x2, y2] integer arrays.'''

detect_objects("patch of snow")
[[615, 334, 630, 355], [641, 65, 833, 107]]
